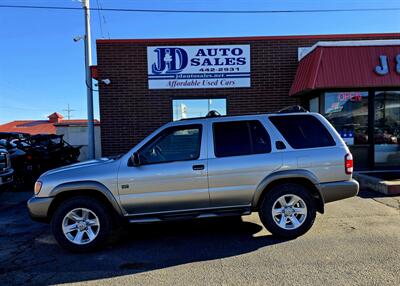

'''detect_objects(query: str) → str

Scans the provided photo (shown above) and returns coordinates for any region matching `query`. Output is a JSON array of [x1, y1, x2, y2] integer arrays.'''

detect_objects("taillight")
[[345, 153, 353, 175]]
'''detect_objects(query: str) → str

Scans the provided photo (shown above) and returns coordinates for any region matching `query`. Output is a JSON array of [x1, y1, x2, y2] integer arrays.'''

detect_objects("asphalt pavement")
[[0, 189, 399, 286]]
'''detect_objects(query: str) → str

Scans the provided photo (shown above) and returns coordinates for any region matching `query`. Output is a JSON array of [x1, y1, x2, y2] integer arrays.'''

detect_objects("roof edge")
[[96, 32, 400, 44], [299, 39, 400, 60], [54, 123, 101, 126]]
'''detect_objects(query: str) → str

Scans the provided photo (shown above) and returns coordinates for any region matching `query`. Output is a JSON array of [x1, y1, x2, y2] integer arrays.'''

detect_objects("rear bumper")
[[27, 196, 53, 223], [319, 179, 359, 203]]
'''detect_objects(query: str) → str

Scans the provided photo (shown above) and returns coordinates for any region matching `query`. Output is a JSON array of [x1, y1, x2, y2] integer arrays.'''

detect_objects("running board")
[[127, 207, 251, 224]]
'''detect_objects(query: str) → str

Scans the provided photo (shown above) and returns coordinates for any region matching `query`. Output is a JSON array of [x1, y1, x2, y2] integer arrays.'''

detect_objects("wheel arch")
[[252, 170, 325, 214], [47, 181, 125, 222]]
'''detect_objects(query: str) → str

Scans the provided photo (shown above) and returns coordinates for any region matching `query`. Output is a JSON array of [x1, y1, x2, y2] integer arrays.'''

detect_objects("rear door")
[[207, 118, 282, 208]]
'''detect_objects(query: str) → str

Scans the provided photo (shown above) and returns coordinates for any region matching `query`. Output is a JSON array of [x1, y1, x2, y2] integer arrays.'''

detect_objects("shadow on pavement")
[[357, 188, 391, 199], [0, 192, 288, 285]]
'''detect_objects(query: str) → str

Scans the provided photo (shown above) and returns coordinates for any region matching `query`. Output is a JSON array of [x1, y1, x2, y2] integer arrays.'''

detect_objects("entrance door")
[[117, 124, 210, 214], [374, 91, 400, 167]]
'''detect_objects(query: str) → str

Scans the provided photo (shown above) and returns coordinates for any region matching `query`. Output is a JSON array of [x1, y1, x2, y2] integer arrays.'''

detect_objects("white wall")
[[56, 125, 102, 161]]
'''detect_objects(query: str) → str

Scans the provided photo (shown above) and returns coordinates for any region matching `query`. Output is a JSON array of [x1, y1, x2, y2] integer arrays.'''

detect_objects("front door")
[[117, 124, 209, 214]]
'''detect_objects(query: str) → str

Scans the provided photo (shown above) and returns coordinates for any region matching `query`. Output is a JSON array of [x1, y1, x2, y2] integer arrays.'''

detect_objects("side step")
[[128, 207, 251, 224]]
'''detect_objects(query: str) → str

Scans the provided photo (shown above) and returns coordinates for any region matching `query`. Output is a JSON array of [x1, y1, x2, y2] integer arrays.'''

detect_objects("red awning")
[[290, 44, 400, 96]]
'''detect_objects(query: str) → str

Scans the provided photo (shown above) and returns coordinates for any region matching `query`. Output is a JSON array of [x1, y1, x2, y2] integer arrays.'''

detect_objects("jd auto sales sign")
[[147, 45, 251, 89]]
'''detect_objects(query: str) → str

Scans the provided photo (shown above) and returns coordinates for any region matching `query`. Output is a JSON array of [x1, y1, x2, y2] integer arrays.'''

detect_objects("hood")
[[36, 157, 122, 198], [42, 157, 115, 177]]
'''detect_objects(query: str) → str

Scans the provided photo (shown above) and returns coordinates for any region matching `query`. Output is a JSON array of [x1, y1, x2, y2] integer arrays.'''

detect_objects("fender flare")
[[251, 169, 325, 212], [49, 181, 125, 216]]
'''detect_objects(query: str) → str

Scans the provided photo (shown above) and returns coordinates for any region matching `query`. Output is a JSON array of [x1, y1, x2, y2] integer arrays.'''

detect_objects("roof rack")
[[178, 106, 308, 121], [278, 105, 308, 114], [179, 110, 223, 121], [206, 110, 221, 118]]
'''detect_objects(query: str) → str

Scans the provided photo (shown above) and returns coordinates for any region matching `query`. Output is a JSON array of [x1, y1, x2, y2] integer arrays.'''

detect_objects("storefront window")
[[324, 91, 369, 145], [173, 99, 227, 121], [324, 91, 369, 169], [309, 97, 319, 112], [374, 91, 400, 167]]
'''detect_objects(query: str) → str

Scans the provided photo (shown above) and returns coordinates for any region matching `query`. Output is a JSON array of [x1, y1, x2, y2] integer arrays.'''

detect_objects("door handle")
[[192, 164, 205, 171]]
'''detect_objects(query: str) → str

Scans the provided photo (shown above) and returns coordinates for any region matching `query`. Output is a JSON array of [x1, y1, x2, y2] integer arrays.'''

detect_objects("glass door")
[[374, 91, 400, 168]]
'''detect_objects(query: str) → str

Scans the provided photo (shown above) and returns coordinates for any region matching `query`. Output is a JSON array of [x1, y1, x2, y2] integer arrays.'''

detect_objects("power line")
[[62, 104, 76, 120], [95, 0, 105, 38], [96, 0, 110, 39], [102, 14, 111, 39], [0, 4, 400, 14]]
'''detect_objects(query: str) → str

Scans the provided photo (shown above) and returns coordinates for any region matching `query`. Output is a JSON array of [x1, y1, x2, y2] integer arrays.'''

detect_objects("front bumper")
[[0, 169, 14, 186], [319, 179, 359, 203], [27, 196, 54, 223]]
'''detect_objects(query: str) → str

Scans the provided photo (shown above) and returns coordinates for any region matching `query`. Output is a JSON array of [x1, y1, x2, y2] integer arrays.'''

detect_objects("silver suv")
[[28, 112, 359, 252]]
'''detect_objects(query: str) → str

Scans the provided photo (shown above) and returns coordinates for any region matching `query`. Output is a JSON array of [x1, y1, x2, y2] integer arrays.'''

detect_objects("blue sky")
[[0, 0, 399, 124]]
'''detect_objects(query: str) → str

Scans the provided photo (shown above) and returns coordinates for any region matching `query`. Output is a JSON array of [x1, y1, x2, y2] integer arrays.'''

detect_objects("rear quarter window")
[[269, 115, 336, 149]]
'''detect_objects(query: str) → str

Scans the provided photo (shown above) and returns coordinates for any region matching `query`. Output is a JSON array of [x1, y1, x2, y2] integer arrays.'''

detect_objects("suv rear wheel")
[[51, 196, 112, 252], [259, 183, 316, 238]]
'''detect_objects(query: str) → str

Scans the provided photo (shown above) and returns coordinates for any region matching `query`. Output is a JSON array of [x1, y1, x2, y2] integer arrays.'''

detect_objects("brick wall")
[[97, 33, 399, 156]]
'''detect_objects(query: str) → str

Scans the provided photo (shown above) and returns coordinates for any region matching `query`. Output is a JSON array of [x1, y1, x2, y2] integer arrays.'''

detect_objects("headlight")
[[34, 181, 42, 195]]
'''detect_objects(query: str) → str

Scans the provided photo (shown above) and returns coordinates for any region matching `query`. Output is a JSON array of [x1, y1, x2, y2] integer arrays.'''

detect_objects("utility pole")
[[62, 104, 76, 120], [82, 0, 95, 160]]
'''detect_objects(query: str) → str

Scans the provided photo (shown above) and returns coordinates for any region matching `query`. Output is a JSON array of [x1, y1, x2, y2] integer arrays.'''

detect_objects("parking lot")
[[0, 189, 399, 286]]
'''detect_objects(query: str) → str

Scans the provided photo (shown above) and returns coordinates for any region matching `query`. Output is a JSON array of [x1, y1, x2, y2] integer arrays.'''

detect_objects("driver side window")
[[139, 125, 202, 165]]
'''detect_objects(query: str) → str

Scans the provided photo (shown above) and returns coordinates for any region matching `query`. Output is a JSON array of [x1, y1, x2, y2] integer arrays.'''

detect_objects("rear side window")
[[269, 115, 335, 149], [213, 120, 271, 157]]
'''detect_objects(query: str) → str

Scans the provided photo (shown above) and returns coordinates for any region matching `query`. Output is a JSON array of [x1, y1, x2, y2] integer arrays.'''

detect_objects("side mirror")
[[131, 152, 141, 166]]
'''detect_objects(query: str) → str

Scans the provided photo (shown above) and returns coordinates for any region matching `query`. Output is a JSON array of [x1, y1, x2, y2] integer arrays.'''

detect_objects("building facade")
[[95, 33, 400, 170]]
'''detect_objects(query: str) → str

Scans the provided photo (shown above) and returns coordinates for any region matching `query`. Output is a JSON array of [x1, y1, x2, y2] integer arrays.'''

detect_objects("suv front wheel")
[[51, 196, 112, 252], [259, 183, 316, 238]]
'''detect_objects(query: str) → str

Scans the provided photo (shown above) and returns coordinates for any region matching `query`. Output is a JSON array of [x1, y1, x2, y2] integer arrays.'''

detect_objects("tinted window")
[[213, 120, 271, 157], [270, 115, 335, 149], [250, 121, 272, 154], [140, 125, 201, 164]]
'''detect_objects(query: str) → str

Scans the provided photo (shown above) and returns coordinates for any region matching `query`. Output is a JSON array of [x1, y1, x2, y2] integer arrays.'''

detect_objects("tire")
[[51, 196, 113, 252], [259, 183, 316, 239]]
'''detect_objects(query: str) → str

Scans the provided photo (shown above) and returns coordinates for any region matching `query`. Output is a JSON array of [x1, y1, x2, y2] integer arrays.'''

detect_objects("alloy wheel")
[[62, 208, 100, 245], [271, 194, 307, 230]]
